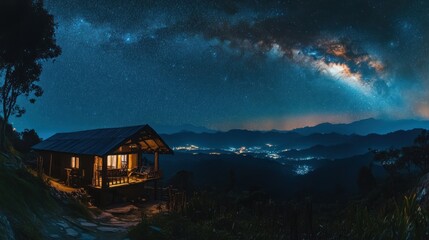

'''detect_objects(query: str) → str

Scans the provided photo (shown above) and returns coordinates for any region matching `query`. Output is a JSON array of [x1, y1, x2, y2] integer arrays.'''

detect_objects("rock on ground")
[[0, 214, 15, 240]]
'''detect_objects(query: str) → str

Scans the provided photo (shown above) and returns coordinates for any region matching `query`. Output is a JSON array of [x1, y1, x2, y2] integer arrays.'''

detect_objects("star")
[[13, 0, 429, 135]]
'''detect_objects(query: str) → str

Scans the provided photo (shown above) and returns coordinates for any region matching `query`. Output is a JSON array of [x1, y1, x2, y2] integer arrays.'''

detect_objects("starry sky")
[[12, 0, 429, 137]]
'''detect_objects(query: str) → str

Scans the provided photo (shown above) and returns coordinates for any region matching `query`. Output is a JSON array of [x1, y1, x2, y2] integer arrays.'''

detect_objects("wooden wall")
[[38, 151, 141, 187], [39, 151, 95, 186]]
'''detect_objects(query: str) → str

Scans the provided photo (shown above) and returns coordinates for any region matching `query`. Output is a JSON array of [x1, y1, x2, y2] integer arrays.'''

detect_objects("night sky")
[[13, 0, 429, 137]]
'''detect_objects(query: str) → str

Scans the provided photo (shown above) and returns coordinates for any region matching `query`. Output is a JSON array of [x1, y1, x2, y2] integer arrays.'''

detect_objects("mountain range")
[[157, 118, 429, 199], [289, 118, 429, 135], [161, 128, 424, 150], [161, 119, 429, 160], [156, 118, 429, 136], [150, 123, 216, 134]]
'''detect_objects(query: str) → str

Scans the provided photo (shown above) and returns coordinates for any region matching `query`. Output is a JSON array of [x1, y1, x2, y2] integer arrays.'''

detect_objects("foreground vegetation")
[[129, 186, 429, 239], [339, 194, 428, 239]]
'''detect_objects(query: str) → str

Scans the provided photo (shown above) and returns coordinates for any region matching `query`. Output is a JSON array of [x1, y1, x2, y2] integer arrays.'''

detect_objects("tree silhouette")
[[412, 129, 429, 170], [14, 129, 41, 153], [0, 0, 61, 152], [373, 148, 402, 177], [373, 130, 429, 176]]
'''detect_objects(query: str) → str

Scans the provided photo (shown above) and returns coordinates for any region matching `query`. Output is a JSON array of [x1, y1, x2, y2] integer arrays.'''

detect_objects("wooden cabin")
[[32, 124, 173, 206]]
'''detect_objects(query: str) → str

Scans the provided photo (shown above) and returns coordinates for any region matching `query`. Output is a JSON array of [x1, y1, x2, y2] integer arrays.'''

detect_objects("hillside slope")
[[0, 154, 62, 239]]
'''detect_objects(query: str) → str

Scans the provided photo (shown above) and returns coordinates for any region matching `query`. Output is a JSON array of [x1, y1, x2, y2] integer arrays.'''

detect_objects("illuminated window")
[[71, 156, 79, 168], [107, 155, 117, 169], [107, 155, 128, 169], [119, 154, 127, 169]]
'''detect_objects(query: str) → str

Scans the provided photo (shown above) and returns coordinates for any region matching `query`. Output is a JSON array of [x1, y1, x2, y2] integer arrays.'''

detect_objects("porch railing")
[[92, 168, 162, 188], [93, 169, 128, 187]]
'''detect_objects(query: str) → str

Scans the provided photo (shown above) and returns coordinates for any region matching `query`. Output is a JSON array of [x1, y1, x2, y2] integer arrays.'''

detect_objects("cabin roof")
[[32, 124, 173, 156]]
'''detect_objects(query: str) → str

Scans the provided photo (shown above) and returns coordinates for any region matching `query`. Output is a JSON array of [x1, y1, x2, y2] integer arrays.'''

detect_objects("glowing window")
[[119, 155, 128, 169], [107, 155, 117, 169], [107, 155, 128, 169], [71, 156, 79, 168]]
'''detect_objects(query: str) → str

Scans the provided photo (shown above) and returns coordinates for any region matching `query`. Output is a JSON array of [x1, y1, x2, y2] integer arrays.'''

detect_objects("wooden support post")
[[92, 157, 97, 186], [102, 155, 108, 189], [154, 151, 159, 171], [81, 169, 85, 185], [49, 154, 52, 176], [137, 150, 142, 169]]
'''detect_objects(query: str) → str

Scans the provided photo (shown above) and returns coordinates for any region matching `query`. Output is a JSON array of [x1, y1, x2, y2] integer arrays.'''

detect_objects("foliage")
[[0, 118, 41, 155], [13, 128, 41, 153], [335, 194, 429, 240], [130, 190, 317, 240], [0, 0, 61, 151], [373, 130, 429, 175], [129, 213, 234, 240], [129, 181, 429, 240]]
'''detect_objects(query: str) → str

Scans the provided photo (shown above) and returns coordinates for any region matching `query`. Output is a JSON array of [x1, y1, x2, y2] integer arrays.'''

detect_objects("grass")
[[0, 161, 60, 239], [129, 188, 429, 240], [0, 153, 93, 239], [129, 213, 235, 240], [129, 191, 306, 240], [332, 193, 429, 239]]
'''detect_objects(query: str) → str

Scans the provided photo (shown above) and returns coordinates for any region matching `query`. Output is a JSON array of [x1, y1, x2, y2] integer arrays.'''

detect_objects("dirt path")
[[38, 175, 169, 239]]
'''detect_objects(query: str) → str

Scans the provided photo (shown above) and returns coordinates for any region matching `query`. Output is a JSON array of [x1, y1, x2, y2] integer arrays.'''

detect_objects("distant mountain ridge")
[[161, 128, 425, 152], [290, 118, 429, 135], [154, 118, 429, 135], [151, 123, 216, 134]]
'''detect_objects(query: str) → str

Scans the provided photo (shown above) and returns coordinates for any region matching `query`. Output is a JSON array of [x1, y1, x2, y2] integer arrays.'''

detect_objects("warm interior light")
[[71, 156, 79, 168]]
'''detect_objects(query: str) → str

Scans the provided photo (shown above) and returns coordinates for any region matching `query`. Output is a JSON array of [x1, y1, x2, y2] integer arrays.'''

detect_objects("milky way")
[[11, 0, 429, 136]]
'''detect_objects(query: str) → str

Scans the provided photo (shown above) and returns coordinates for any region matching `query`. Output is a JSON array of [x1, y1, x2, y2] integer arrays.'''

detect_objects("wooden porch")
[[64, 167, 162, 188], [91, 168, 162, 188]]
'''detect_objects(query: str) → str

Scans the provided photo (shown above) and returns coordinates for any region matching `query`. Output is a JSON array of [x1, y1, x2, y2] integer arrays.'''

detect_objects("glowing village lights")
[[171, 143, 322, 176], [173, 144, 200, 151], [294, 165, 313, 175], [236, 146, 247, 154], [266, 153, 281, 159]]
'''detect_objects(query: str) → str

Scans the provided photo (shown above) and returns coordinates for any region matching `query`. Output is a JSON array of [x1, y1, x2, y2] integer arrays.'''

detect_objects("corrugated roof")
[[32, 124, 173, 156]]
